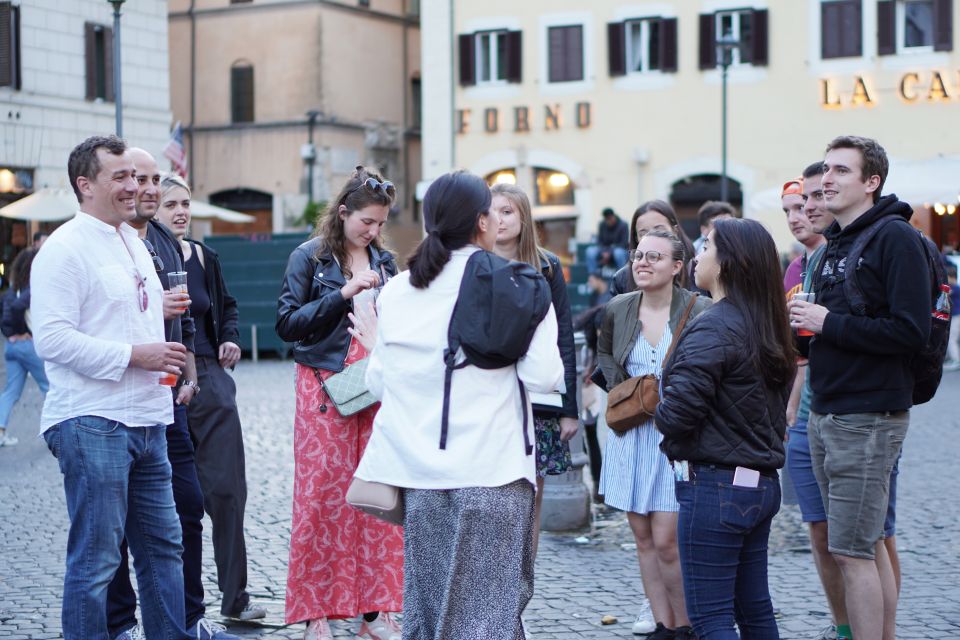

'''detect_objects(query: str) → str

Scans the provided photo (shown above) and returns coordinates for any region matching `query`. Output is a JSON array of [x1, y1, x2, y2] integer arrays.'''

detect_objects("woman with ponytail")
[[277, 167, 403, 640], [355, 171, 564, 640]]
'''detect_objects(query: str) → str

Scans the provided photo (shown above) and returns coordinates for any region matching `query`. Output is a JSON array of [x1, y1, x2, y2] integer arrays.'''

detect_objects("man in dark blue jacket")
[[788, 136, 928, 640]]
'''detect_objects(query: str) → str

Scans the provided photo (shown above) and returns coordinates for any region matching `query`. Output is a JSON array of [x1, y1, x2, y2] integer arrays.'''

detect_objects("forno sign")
[[457, 102, 592, 134]]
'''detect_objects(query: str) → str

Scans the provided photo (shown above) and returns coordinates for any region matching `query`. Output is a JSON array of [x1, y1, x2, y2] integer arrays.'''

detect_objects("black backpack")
[[843, 216, 949, 405], [440, 250, 552, 451]]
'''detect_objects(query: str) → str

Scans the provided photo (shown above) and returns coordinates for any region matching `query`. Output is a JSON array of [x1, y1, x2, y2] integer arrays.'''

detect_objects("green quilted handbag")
[[318, 358, 377, 417]]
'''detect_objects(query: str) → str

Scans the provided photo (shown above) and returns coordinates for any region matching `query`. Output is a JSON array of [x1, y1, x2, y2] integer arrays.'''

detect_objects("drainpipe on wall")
[[188, 0, 196, 188]]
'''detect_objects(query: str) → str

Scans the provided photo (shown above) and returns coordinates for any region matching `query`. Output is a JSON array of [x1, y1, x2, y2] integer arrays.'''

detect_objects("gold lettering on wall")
[[544, 104, 561, 131], [820, 79, 841, 108], [927, 71, 950, 101], [851, 76, 873, 106], [899, 72, 920, 102], [575, 102, 591, 128], [457, 109, 471, 134], [484, 108, 499, 133], [514, 106, 530, 132]]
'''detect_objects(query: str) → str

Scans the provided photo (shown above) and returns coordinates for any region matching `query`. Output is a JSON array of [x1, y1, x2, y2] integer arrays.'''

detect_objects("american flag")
[[163, 121, 188, 178]]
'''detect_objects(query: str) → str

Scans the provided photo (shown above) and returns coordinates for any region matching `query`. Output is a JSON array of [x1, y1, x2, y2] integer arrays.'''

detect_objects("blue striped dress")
[[599, 328, 679, 514]]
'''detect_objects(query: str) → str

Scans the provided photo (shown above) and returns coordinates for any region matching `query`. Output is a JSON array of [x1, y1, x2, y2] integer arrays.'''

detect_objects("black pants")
[[106, 403, 206, 636], [583, 421, 603, 492], [188, 355, 250, 616]]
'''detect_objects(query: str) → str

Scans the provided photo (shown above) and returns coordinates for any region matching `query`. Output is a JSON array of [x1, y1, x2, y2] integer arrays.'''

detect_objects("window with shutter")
[[459, 30, 521, 86], [231, 64, 254, 123], [699, 13, 716, 69], [84, 22, 113, 102], [548, 25, 583, 83], [0, 2, 20, 90], [821, 1, 863, 59], [933, 0, 953, 51]]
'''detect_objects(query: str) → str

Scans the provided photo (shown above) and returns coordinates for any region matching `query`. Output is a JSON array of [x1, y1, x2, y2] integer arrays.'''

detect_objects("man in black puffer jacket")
[[788, 136, 929, 640]]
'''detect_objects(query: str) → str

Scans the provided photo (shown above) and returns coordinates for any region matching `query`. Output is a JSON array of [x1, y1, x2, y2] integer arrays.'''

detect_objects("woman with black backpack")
[[354, 171, 564, 640]]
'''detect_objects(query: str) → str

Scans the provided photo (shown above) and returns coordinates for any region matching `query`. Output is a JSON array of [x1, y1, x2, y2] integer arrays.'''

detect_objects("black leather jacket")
[[533, 251, 578, 418], [276, 237, 397, 372], [655, 300, 789, 473]]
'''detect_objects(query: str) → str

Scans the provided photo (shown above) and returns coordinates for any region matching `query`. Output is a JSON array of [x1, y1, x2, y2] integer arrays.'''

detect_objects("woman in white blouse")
[[354, 171, 564, 640]]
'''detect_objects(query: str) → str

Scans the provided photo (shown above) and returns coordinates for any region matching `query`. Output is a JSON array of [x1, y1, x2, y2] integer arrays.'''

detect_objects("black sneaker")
[[672, 625, 697, 640], [648, 623, 676, 640]]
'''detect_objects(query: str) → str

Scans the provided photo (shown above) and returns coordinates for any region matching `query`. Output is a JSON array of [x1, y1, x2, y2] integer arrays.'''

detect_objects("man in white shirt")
[[31, 135, 192, 640]]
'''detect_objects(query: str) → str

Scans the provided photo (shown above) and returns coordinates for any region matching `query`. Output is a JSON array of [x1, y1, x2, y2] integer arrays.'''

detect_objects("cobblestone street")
[[1, 359, 958, 639]]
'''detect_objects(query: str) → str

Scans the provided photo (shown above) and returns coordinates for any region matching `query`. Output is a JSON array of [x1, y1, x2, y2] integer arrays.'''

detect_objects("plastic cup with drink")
[[792, 292, 815, 337], [159, 271, 189, 386]]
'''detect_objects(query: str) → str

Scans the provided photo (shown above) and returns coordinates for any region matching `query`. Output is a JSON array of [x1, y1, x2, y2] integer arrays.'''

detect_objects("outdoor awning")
[[0, 188, 255, 224]]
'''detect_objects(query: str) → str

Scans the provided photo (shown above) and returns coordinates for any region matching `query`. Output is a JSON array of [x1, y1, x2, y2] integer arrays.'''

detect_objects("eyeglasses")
[[630, 250, 669, 264], [135, 271, 149, 312], [142, 238, 164, 273]]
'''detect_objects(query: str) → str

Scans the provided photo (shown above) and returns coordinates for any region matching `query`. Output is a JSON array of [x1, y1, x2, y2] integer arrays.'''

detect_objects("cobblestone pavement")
[[1, 360, 958, 639]]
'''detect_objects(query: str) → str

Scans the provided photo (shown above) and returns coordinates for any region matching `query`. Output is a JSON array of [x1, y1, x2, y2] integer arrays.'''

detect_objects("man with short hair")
[[31, 135, 191, 639], [789, 136, 930, 640], [32, 231, 49, 249], [585, 207, 629, 274], [104, 148, 238, 640], [692, 200, 736, 255]]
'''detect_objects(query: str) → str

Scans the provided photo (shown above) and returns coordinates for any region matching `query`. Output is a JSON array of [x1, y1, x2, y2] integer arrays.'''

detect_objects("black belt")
[[690, 463, 778, 480]]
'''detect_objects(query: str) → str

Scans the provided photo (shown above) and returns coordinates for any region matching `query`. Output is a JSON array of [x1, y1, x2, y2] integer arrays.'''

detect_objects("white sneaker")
[[305, 618, 333, 640], [0, 433, 18, 447], [113, 624, 146, 640], [632, 599, 656, 635], [228, 602, 266, 621], [356, 612, 401, 640]]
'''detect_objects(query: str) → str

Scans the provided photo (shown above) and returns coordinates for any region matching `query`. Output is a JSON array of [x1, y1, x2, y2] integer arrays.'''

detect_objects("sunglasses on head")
[[142, 238, 164, 273]]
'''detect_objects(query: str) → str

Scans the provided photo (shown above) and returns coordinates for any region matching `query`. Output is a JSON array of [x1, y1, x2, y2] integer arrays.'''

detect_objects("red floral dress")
[[285, 339, 404, 624]]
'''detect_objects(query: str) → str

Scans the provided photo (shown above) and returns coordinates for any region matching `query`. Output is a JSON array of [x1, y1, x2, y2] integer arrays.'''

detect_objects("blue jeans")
[[44, 416, 190, 640], [0, 338, 49, 427], [676, 466, 781, 639], [585, 245, 629, 275], [107, 404, 206, 636]]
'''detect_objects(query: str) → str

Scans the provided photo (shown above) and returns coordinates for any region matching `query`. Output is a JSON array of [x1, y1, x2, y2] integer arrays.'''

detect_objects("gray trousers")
[[187, 355, 250, 615], [401, 480, 535, 640]]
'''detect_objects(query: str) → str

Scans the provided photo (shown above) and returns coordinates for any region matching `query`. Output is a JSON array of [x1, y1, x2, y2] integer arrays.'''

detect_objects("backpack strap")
[[517, 376, 533, 455], [842, 216, 901, 316]]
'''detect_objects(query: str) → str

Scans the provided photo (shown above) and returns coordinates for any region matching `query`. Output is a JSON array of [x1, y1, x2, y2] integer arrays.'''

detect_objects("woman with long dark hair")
[[490, 182, 578, 559], [277, 166, 403, 640], [0, 248, 49, 446], [598, 231, 710, 639], [656, 218, 796, 639], [354, 171, 564, 639], [610, 200, 697, 295]]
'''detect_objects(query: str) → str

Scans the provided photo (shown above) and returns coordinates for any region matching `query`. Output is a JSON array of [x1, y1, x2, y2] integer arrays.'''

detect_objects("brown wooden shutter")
[[10, 3, 18, 89], [699, 13, 716, 69], [607, 21, 626, 76], [0, 2, 11, 88], [877, 0, 896, 55], [505, 30, 522, 83], [823, 1, 863, 58], [103, 26, 114, 102], [751, 9, 768, 65], [231, 65, 254, 122], [84, 23, 97, 100], [660, 18, 678, 72], [458, 33, 475, 86], [821, 1, 841, 58], [934, 0, 953, 51], [568, 26, 583, 80]]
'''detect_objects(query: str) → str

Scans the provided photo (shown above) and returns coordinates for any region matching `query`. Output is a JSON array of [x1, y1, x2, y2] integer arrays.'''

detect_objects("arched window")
[[231, 60, 254, 123], [485, 169, 517, 186], [533, 168, 574, 206]]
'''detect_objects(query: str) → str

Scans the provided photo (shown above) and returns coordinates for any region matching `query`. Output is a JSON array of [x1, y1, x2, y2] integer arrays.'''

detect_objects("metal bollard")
[[540, 332, 591, 531]]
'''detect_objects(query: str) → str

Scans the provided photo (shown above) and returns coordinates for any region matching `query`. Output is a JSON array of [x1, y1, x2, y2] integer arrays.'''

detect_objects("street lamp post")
[[716, 33, 739, 203], [108, 0, 125, 138]]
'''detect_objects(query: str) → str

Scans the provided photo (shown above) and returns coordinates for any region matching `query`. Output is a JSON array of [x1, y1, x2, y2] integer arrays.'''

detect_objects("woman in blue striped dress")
[[598, 231, 711, 639]]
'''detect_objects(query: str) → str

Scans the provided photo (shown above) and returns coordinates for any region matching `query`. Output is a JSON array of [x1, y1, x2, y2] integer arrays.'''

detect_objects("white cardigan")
[[354, 247, 565, 490]]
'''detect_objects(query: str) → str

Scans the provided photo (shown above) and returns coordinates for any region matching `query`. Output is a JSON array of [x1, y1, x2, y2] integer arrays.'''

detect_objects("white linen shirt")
[[354, 247, 565, 490], [31, 211, 172, 433]]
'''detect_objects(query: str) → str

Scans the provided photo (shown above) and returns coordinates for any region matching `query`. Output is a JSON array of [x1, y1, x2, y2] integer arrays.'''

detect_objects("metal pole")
[[306, 111, 318, 203], [721, 61, 728, 203], [111, 2, 123, 138]]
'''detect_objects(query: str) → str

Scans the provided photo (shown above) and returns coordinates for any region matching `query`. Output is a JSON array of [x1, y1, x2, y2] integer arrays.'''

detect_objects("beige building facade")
[[420, 0, 960, 259], [168, 0, 422, 248]]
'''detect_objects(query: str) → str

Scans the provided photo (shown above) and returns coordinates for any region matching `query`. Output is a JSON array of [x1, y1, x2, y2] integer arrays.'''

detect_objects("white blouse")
[[355, 247, 565, 490]]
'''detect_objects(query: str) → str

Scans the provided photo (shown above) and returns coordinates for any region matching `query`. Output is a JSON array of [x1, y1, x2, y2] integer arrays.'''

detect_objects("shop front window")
[[486, 169, 517, 186], [534, 168, 574, 206]]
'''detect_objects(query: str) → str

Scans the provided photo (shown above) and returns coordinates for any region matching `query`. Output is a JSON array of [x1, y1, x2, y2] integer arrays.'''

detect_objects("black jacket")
[[597, 218, 629, 249], [186, 240, 240, 351], [146, 220, 195, 352], [810, 195, 930, 414], [533, 251, 578, 418], [656, 300, 789, 473], [276, 237, 397, 371], [1, 287, 30, 337]]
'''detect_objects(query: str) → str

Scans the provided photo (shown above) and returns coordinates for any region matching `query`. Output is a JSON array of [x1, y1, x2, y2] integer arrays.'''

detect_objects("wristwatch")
[[182, 380, 200, 397]]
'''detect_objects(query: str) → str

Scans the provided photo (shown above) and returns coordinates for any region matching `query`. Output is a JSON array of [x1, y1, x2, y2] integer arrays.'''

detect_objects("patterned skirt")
[[534, 414, 572, 478], [401, 481, 534, 640], [285, 340, 404, 624]]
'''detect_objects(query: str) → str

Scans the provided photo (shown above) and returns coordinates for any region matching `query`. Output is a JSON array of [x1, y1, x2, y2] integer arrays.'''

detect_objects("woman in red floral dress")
[[276, 166, 403, 640]]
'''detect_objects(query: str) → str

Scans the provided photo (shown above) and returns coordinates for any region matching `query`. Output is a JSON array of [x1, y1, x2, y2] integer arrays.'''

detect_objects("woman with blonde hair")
[[490, 183, 578, 558], [276, 166, 403, 640]]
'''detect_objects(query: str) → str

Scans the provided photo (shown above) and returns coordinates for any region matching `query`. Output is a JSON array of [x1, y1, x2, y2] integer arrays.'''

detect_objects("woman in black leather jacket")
[[609, 200, 697, 296], [276, 167, 403, 640], [489, 182, 578, 562], [655, 218, 796, 639]]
